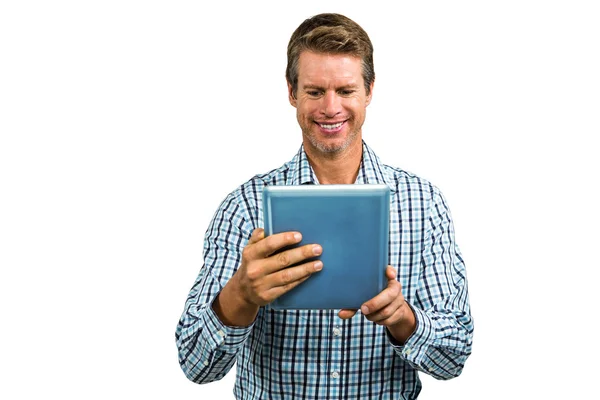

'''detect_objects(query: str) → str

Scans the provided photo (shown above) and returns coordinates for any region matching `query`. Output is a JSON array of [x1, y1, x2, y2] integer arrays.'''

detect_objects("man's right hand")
[[212, 228, 323, 326]]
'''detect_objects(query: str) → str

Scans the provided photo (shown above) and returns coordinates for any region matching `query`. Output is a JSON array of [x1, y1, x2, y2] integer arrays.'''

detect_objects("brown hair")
[[286, 13, 375, 96]]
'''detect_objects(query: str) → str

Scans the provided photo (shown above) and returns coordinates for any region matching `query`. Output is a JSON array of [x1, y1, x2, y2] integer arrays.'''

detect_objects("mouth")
[[315, 120, 346, 133]]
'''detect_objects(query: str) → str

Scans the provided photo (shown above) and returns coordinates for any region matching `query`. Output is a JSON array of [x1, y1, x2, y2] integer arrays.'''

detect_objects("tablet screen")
[[262, 184, 389, 309]]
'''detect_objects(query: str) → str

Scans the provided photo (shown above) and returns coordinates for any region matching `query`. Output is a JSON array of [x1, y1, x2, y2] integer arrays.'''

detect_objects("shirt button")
[[331, 371, 340, 379], [217, 330, 225, 337], [203, 361, 209, 366], [333, 327, 342, 337], [405, 347, 412, 355]]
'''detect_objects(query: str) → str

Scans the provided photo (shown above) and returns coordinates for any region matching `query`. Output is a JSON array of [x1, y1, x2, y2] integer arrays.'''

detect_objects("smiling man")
[[176, 13, 473, 400]]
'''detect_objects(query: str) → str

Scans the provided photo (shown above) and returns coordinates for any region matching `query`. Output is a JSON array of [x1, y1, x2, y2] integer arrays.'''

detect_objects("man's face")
[[288, 51, 373, 155]]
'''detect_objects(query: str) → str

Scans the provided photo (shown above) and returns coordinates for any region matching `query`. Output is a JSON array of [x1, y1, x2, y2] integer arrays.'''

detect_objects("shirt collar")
[[285, 140, 397, 193]]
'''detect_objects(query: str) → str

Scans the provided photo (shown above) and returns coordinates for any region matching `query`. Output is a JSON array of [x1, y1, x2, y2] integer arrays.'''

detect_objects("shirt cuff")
[[387, 302, 434, 365], [199, 299, 255, 353]]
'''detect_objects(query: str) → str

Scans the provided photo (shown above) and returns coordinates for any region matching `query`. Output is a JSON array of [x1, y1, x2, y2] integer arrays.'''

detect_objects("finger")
[[251, 231, 303, 259], [365, 299, 403, 324], [263, 243, 322, 274], [268, 259, 323, 288], [338, 309, 358, 319], [360, 280, 401, 315], [248, 228, 265, 245], [265, 272, 312, 301], [386, 265, 397, 280]]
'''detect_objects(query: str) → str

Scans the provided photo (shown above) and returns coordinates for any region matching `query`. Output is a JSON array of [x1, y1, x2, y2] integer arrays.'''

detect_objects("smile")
[[317, 121, 345, 130]]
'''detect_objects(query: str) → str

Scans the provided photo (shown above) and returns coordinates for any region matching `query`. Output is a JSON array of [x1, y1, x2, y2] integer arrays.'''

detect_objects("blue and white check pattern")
[[176, 141, 473, 400]]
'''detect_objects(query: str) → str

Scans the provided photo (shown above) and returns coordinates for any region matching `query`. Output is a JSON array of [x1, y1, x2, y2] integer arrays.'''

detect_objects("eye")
[[338, 89, 356, 96], [306, 90, 322, 98]]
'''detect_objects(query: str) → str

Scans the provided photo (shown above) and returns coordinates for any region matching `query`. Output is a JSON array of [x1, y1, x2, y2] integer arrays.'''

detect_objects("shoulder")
[[213, 161, 292, 226], [380, 164, 454, 230], [231, 162, 291, 203], [362, 142, 439, 200], [381, 162, 440, 201]]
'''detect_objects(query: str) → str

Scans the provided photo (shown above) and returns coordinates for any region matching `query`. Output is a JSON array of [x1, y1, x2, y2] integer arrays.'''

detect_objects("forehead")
[[297, 51, 363, 86]]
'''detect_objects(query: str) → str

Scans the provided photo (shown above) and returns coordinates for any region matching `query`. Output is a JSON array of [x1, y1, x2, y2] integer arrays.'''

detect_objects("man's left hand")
[[338, 266, 416, 344]]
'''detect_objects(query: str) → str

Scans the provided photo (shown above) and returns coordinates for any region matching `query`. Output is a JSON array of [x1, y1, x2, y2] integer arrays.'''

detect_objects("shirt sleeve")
[[387, 187, 474, 380], [175, 194, 255, 384]]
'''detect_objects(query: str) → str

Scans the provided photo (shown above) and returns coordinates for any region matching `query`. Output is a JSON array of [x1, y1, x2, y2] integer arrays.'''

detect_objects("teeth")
[[320, 122, 343, 129]]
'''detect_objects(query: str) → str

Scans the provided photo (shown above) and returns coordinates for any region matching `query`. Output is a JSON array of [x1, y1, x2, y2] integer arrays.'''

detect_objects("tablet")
[[262, 184, 390, 310]]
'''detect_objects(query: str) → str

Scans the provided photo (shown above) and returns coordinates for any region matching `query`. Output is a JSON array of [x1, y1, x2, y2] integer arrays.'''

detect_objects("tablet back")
[[263, 184, 389, 309]]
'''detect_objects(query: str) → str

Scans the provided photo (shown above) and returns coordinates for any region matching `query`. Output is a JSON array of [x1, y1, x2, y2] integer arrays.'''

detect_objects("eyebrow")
[[301, 83, 360, 91]]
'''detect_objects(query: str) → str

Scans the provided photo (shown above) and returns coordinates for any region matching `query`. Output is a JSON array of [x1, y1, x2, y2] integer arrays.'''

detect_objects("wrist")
[[387, 303, 417, 344], [213, 275, 259, 327]]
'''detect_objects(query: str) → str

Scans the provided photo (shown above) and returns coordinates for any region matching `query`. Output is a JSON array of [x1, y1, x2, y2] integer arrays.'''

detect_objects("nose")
[[320, 90, 342, 117]]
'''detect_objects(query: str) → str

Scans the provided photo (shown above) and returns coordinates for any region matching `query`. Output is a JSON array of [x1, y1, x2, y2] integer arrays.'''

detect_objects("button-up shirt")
[[176, 141, 473, 400]]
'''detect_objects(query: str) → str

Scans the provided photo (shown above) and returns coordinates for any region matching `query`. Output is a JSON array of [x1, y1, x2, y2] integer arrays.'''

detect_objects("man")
[[176, 13, 473, 399]]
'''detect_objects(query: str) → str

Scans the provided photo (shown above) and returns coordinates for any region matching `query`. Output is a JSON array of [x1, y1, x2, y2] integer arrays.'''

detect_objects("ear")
[[365, 79, 375, 106], [287, 81, 297, 108]]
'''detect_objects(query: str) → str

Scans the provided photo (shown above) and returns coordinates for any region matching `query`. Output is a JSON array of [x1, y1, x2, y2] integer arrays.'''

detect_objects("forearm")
[[391, 186, 473, 379], [176, 305, 237, 383], [175, 192, 259, 383], [212, 273, 259, 327], [176, 268, 254, 384], [386, 300, 417, 344], [389, 302, 473, 380]]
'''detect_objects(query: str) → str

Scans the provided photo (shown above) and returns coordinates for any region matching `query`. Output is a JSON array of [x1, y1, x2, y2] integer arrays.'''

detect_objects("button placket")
[[329, 315, 344, 385]]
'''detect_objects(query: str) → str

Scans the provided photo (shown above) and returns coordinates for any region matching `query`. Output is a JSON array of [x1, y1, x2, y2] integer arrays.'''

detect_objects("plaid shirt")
[[176, 141, 473, 400]]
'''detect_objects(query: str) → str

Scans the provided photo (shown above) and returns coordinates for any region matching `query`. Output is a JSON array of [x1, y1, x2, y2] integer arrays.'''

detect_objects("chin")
[[308, 134, 356, 154]]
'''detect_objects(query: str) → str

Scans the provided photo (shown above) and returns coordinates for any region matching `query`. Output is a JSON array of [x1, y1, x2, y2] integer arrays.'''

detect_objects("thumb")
[[386, 265, 397, 280], [338, 309, 358, 320], [248, 228, 265, 245]]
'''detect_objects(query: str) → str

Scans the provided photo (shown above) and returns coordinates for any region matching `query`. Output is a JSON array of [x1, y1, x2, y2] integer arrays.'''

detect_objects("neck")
[[303, 139, 363, 185]]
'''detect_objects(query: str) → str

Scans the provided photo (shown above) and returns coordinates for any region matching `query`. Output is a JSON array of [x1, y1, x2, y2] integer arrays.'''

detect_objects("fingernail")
[[294, 233, 302, 241], [313, 245, 322, 255], [314, 261, 323, 271], [361, 305, 369, 314]]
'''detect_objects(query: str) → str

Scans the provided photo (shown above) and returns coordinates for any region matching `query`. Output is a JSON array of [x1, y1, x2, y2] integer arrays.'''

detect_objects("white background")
[[1, 1, 599, 399]]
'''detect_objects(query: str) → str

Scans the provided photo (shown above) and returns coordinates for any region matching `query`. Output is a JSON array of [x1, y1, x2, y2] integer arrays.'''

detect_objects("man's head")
[[286, 14, 375, 156], [286, 13, 375, 98]]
